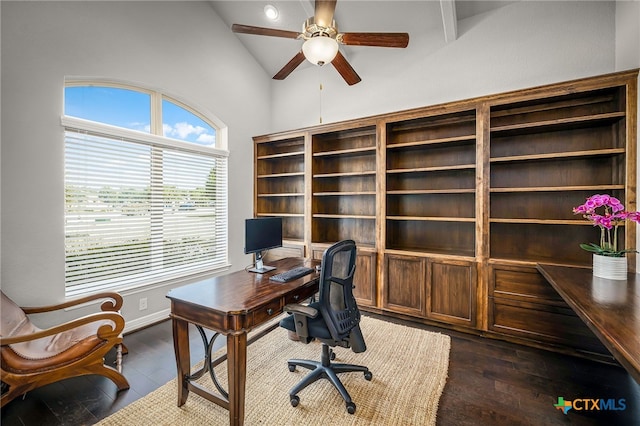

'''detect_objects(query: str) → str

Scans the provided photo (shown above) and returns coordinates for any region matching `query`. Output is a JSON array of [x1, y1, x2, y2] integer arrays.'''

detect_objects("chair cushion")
[[1, 291, 114, 372], [280, 302, 333, 341]]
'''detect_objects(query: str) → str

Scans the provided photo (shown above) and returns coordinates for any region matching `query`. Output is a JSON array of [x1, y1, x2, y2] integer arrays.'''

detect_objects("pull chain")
[[319, 82, 323, 124], [318, 66, 323, 124]]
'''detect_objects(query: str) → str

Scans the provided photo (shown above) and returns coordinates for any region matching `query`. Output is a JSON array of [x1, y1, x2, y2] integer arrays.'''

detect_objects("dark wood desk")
[[166, 257, 320, 426], [537, 264, 640, 383]]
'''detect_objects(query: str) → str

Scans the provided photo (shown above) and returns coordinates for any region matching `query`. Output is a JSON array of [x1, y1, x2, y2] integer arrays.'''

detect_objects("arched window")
[[62, 80, 228, 296]]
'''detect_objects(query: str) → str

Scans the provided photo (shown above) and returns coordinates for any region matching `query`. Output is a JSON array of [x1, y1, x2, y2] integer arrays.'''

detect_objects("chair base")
[[287, 343, 372, 414]]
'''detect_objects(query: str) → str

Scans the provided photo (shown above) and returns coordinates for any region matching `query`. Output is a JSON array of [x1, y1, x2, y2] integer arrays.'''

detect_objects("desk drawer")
[[286, 282, 318, 304], [252, 299, 283, 324]]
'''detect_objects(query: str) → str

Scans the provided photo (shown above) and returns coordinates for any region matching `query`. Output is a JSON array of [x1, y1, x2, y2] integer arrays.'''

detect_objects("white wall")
[[270, 1, 618, 131], [616, 0, 640, 71], [1, 1, 270, 328]]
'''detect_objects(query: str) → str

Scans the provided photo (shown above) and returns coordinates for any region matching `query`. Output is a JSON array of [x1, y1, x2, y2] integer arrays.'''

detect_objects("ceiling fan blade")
[[273, 51, 307, 80], [340, 32, 409, 48], [331, 51, 361, 86], [315, 0, 337, 27], [232, 24, 301, 39]]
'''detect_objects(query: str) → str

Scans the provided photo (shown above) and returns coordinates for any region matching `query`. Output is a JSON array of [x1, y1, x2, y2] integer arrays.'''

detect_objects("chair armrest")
[[0, 311, 125, 346], [21, 292, 124, 314], [283, 304, 318, 340], [283, 303, 318, 318]]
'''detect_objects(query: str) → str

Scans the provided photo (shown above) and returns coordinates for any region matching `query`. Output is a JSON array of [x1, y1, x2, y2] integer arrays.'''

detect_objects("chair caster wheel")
[[290, 395, 300, 407], [346, 401, 356, 414], [330, 351, 336, 361], [364, 371, 373, 381], [288, 364, 296, 372]]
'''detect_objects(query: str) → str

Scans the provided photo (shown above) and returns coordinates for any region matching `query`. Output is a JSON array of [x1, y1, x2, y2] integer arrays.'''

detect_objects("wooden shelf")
[[314, 170, 376, 178], [387, 164, 475, 174], [387, 216, 475, 222], [388, 113, 476, 133], [490, 111, 625, 134], [387, 188, 475, 194], [313, 214, 376, 219], [312, 241, 377, 250], [490, 185, 625, 193], [257, 193, 304, 197], [384, 247, 476, 258], [314, 191, 376, 196], [282, 238, 305, 245], [257, 171, 304, 179], [256, 212, 303, 218], [386, 134, 476, 149], [257, 151, 304, 160], [491, 148, 625, 163], [313, 146, 376, 157], [489, 218, 590, 225]]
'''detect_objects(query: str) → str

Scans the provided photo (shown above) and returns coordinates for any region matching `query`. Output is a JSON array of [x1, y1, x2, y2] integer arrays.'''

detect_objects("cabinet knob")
[[267, 308, 274, 315], [293, 295, 299, 301]]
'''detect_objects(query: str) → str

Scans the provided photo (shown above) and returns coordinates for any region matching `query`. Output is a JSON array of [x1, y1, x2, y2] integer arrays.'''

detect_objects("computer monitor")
[[244, 217, 283, 273]]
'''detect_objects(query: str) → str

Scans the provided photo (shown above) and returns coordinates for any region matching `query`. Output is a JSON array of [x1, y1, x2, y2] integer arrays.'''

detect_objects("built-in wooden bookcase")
[[486, 81, 634, 356], [489, 86, 628, 266], [253, 69, 638, 358], [254, 134, 305, 248], [385, 109, 477, 256], [382, 109, 478, 327], [311, 126, 377, 249]]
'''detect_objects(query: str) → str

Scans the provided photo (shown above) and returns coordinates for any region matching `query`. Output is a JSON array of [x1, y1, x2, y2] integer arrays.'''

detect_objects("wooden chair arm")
[[21, 292, 123, 314], [0, 311, 125, 346], [284, 303, 318, 318]]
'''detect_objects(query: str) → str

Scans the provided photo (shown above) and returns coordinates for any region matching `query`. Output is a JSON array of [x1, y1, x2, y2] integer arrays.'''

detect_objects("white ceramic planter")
[[592, 253, 627, 280]]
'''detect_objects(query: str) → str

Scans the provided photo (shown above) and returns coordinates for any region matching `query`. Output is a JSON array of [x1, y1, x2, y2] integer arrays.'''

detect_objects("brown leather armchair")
[[1, 291, 130, 407]]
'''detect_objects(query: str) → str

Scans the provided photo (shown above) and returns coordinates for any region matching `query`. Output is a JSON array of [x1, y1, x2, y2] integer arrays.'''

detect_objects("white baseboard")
[[124, 308, 171, 334]]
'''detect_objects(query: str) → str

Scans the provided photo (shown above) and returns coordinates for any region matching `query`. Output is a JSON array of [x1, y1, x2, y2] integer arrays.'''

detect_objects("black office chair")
[[279, 239, 372, 414]]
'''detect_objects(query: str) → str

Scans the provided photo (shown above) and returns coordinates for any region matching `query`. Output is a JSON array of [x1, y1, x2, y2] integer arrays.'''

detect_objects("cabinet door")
[[312, 246, 376, 307], [427, 259, 476, 327], [383, 254, 427, 317], [353, 251, 376, 307]]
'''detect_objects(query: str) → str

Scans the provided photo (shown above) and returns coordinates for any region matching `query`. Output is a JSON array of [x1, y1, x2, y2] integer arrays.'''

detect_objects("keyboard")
[[269, 266, 315, 283]]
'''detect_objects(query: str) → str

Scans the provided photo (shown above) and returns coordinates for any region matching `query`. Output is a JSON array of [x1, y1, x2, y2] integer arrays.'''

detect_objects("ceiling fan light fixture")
[[302, 35, 339, 66]]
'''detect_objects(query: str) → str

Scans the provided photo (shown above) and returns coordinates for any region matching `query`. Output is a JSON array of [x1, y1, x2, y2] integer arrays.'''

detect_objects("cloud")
[[129, 122, 151, 133], [164, 122, 214, 144], [196, 134, 216, 144]]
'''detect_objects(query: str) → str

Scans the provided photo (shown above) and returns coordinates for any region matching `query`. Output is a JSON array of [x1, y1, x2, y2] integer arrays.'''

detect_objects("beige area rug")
[[98, 316, 450, 426]]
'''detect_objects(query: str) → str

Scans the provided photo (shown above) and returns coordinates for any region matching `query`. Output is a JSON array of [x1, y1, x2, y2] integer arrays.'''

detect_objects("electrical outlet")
[[139, 297, 148, 311]]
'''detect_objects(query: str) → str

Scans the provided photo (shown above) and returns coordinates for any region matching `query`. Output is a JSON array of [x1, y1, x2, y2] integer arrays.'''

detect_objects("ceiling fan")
[[231, 0, 409, 85]]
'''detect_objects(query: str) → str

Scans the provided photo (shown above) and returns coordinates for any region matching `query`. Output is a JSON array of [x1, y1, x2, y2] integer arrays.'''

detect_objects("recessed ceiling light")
[[264, 4, 279, 21]]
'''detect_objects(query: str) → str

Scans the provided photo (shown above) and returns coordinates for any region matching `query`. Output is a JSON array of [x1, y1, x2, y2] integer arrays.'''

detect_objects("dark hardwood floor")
[[2, 314, 639, 425]]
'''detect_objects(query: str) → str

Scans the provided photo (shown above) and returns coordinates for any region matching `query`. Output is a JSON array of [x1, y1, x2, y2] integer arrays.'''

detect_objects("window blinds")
[[64, 130, 228, 296]]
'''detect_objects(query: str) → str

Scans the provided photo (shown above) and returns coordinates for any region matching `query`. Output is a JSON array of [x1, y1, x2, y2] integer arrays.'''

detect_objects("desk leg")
[[227, 332, 247, 426], [172, 317, 190, 406]]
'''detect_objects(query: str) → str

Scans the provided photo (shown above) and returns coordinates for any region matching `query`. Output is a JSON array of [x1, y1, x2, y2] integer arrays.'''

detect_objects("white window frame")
[[62, 80, 229, 297]]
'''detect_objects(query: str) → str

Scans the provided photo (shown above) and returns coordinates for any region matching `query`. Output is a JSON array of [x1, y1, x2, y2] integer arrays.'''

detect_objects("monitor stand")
[[248, 252, 276, 273]]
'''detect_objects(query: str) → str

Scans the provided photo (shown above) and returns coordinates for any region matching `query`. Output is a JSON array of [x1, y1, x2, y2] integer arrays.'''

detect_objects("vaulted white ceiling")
[[210, 0, 517, 81]]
